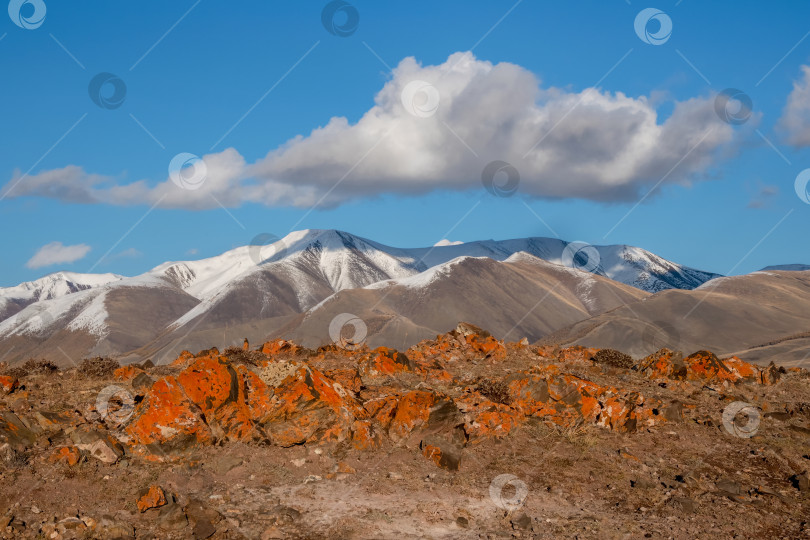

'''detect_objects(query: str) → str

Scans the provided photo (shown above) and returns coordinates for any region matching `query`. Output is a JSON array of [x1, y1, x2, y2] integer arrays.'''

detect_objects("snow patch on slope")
[[67, 291, 110, 337]]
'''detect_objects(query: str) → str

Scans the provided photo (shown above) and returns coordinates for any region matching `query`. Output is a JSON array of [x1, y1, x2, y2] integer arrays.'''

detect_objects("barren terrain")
[[0, 324, 809, 539]]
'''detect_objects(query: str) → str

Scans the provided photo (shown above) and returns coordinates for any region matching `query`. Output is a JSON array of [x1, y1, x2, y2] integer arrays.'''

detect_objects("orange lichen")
[[388, 391, 436, 442], [48, 446, 80, 466], [0, 375, 18, 395], [113, 365, 144, 382], [137, 485, 167, 512], [260, 339, 300, 357], [177, 356, 253, 441], [125, 376, 213, 454]]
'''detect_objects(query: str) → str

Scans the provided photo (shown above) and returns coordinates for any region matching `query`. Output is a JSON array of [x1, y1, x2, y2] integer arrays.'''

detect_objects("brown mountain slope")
[[277, 254, 648, 350], [542, 270, 810, 366], [0, 286, 199, 367]]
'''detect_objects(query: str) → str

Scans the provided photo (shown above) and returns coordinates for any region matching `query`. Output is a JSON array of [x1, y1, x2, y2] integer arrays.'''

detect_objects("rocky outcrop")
[[1, 323, 780, 476], [99, 323, 775, 470]]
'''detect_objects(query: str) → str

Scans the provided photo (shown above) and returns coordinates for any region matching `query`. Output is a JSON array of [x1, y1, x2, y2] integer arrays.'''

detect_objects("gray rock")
[[0, 412, 37, 450], [69, 427, 123, 464], [132, 371, 154, 391]]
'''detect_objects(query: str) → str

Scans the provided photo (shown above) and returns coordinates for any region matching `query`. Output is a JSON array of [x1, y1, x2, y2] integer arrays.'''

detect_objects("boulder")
[[176, 356, 253, 441], [255, 365, 360, 447], [125, 376, 213, 459], [0, 375, 19, 395]]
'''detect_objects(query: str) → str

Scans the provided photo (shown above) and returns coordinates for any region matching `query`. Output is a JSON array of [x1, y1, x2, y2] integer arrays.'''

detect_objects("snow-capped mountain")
[[0, 272, 123, 323], [0, 229, 720, 365], [0, 271, 122, 305]]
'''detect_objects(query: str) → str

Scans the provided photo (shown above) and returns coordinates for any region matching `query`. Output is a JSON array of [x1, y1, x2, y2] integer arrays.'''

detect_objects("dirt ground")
[[1, 331, 809, 539]]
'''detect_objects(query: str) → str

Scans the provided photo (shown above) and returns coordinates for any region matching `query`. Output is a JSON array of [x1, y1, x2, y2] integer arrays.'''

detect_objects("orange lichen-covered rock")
[[350, 419, 382, 450], [637, 349, 684, 380], [358, 347, 413, 384], [0, 411, 37, 450], [137, 485, 167, 512], [113, 365, 144, 382], [407, 335, 458, 364], [170, 350, 195, 368], [255, 366, 360, 447], [236, 365, 274, 423], [35, 410, 82, 432], [465, 333, 507, 360], [421, 443, 444, 467], [197, 347, 220, 357], [48, 446, 81, 467], [546, 372, 650, 432], [638, 349, 770, 386], [125, 376, 212, 458], [456, 392, 522, 443], [176, 356, 253, 441], [0, 375, 18, 395], [362, 395, 400, 428], [683, 351, 760, 384], [388, 391, 436, 442], [323, 367, 362, 394], [496, 370, 658, 433], [261, 339, 301, 357]]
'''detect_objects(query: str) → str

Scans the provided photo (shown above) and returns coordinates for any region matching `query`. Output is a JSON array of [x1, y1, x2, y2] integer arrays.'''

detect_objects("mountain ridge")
[[0, 229, 729, 366]]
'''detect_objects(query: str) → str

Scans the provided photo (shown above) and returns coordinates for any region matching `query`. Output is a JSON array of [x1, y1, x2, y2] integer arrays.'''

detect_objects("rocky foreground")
[[0, 323, 809, 539]]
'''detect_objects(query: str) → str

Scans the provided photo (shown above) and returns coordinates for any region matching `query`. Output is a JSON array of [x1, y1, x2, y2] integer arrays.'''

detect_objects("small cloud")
[[106, 247, 142, 262], [747, 184, 779, 209], [26, 241, 91, 269], [434, 239, 464, 247], [186, 248, 199, 256], [777, 65, 810, 147]]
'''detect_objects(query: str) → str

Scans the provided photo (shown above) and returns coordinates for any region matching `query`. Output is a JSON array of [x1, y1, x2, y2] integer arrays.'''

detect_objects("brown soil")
[[1, 335, 809, 539]]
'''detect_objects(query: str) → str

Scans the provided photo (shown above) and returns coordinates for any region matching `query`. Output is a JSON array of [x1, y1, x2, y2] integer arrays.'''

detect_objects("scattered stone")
[[266, 504, 301, 526], [789, 471, 810, 492], [157, 499, 188, 531], [334, 461, 356, 474], [97, 515, 135, 539], [0, 375, 19, 395], [48, 446, 81, 467], [662, 400, 684, 422], [184, 499, 220, 540], [511, 513, 532, 530], [132, 371, 154, 391], [0, 411, 37, 450], [137, 485, 168, 513], [69, 427, 123, 464]]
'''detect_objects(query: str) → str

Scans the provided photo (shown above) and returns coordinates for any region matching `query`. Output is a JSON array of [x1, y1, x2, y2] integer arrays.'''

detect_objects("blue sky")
[[2, 0, 810, 286]]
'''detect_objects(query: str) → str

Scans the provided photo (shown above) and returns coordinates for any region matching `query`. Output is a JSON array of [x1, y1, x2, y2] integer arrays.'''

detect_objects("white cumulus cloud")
[[777, 65, 810, 147], [26, 242, 91, 269], [3, 51, 743, 209]]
